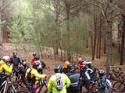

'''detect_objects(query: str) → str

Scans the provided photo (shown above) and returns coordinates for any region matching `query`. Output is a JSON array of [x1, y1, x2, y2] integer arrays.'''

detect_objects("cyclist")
[[79, 63, 92, 90], [0, 56, 13, 74], [63, 61, 70, 73], [98, 69, 112, 93], [34, 60, 45, 74], [10, 51, 21, 76], [77, 57, 84, 70], [83, 60, 97, 81], [31, 53, 46, 71], [0, 56, 13, 85], [47, 64, 71, 93], [31, 52, 38, 65], [25, 61, 47, 93]]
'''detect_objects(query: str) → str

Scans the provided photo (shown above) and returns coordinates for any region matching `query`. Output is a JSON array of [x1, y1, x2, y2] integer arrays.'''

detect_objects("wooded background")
[[0, 0, 125, 72]]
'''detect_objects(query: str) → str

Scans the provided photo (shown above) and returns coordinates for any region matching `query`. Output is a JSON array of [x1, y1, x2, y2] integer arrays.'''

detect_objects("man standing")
[[47, 64, 71, 93], [10, 51, 21, 76]]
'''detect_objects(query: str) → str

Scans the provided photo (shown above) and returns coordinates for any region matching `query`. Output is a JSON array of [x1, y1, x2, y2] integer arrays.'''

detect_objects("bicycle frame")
[[0, 75, 17, 93], [0, 78, 8, 93]]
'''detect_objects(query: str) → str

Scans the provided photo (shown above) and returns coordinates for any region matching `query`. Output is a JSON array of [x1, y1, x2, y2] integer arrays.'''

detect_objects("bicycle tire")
[[6, 83, 17, 93], [113, 81, 125, 92], [38, 83, 47, 93]]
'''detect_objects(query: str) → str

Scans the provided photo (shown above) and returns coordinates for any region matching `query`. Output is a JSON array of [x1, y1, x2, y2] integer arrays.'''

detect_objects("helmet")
[[12, 51, 17, 56], [83, 60, 92, 65], [78, 57, 83, 63], [2, 56, 10, 62], [99, 69, 105, 74], [33, 60, 41, 66], [54, 64, 62, 73], [32, 52, 36, 57], [65, 61, 70, 65]]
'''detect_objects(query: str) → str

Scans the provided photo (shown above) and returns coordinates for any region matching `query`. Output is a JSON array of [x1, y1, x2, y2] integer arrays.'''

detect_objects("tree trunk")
[[118, 23, 122, 53], [91, 32, 94, 59], [86, 23, 89, 48], [92, 8, 97, 60], [0, 0, 2, 45], [106, 21, 112, 73], [96, 33, 99, 58], [96, 14, 102, 59], [106, 0, 113, 73], [53, 0, 61, 59], [98, 14, 102, 59], [120, 15, 125, 65], [65, 1, 71, 61], [104, 38, 107, 54]]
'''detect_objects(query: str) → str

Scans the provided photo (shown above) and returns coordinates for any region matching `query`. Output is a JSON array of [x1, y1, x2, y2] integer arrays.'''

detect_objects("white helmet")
[[99, 69, 105, 74], [65, 61, 70, 65], [2, 56, 10, 62], [83, 60, 92, 65]]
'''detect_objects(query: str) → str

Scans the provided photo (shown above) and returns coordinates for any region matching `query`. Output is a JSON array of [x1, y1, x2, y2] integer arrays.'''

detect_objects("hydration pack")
[[56, 75, 64, 91]]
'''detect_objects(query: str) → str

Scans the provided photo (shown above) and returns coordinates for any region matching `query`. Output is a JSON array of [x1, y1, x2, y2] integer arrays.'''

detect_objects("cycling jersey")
[[10, 56, 21, 66], [47, 73, 71, 93], [31, 57, 38, 65], [25, 68, 46, 84], [0, 60, 13, 74]]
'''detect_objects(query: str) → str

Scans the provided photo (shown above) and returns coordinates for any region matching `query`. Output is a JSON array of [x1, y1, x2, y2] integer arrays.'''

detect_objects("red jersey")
[[31, 57, 38, 65], [78, 61, 85, 69]]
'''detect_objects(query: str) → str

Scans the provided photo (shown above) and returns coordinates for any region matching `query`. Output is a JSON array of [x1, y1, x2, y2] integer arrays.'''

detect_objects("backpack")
[[56, 74, 64, 91], [26, 68, 32, 80]]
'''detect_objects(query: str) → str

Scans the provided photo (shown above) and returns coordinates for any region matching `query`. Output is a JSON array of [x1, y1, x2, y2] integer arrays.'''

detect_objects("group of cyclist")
[[0, 52, 112, 93]]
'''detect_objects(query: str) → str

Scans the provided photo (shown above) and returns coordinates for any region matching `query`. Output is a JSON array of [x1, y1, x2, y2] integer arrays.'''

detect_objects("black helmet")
[[32, 52, 36, 57], [54, 64, 62, 73], [12, 51, 17, 56]]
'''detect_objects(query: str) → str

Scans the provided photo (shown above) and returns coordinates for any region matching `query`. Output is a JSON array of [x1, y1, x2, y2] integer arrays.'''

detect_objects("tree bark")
[[0, 0, 3, 44], [86, 23, 89, 48], [98, 14, 102, 59], [96, 14, 102, 59], [92, 7, 97, 60], [106, 0, 113, 73], [104, 37, 107, 54], [65, 1, 71, 61], [120, 14, 125, 65]]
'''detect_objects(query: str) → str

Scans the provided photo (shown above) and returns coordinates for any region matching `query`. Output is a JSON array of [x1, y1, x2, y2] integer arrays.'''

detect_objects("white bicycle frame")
[[0, 79, 8, 93], [0, 76, 17, 93]]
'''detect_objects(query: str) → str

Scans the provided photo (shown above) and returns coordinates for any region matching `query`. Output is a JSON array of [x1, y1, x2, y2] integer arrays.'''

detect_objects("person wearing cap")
[[47, 64, 71, 93]]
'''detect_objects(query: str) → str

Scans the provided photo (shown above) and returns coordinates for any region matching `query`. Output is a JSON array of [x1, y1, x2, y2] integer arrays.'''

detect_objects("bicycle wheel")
[[6, 83, 17, 93], [113, 81, 125, 92]]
